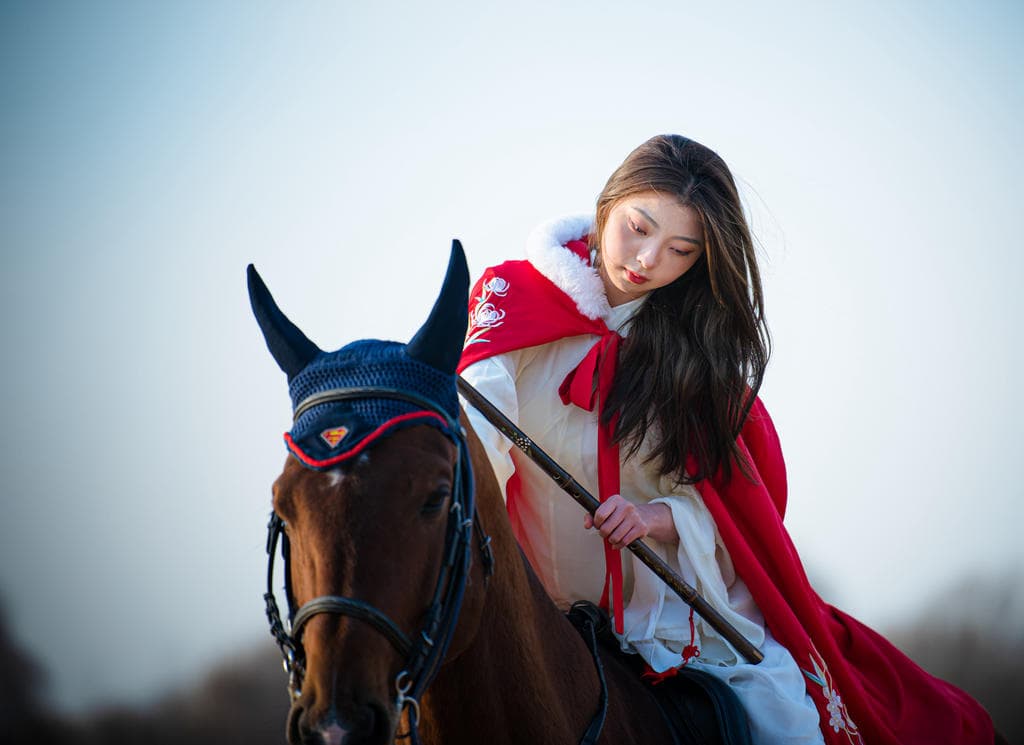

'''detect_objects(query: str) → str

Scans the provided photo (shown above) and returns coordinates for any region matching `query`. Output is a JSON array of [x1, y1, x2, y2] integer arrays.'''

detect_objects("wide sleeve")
[[458, 353, 520, 502], [622, 484, 767, 671]]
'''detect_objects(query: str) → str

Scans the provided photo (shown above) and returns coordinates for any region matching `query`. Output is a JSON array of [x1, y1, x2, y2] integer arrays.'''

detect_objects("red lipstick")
[[626, 270, 647, 284]]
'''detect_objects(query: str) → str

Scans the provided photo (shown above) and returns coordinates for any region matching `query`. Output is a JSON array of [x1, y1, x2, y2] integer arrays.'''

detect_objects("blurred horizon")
[[1, 0, 1021, 722], [3, 569, 1021, 741]]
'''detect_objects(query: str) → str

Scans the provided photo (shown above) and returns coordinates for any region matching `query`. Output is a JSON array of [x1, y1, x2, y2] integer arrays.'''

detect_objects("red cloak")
[[458, 251, 994, 745]]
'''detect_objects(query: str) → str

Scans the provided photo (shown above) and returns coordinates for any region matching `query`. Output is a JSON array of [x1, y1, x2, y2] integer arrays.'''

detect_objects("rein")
[[264, 385, 493, 745]]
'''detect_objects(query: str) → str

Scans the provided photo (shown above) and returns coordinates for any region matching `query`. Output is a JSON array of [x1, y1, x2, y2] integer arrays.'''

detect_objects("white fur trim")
[[524, 214, 611, 321]]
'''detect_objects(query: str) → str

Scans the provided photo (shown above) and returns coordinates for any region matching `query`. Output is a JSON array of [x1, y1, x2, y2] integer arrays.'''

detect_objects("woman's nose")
[[636, 244, 658, 269]]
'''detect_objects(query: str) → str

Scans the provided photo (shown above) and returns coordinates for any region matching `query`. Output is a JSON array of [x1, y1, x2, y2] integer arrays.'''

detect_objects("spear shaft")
[[457, 376, 764, 665]]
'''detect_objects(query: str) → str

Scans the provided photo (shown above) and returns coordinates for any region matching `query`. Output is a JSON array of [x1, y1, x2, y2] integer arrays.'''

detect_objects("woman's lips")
[[626, 270, 647, 284]]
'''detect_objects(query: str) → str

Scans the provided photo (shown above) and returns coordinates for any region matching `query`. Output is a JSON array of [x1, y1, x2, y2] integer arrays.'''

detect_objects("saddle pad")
[[566, 601, 752, 745], [647, 665, 753, 745]]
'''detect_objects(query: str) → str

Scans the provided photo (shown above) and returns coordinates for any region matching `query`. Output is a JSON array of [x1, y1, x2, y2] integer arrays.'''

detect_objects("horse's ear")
[[247, 264, 321, 382], [406, 240, 469, 375]]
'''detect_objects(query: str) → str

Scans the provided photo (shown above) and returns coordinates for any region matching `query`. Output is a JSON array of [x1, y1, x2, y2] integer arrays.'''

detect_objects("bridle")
[[263, 384, 608, 745], [263, 385, 494, 744]]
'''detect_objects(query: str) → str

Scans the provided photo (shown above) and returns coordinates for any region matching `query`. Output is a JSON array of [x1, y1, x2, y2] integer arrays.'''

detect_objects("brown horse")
[[249, 244, 711, 745]]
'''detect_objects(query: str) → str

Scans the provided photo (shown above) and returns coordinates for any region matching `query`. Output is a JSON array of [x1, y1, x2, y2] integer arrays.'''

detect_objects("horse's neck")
[[418, 429, 603, 744], [418, 428, 672, 745], [425, 528, 604, 745]]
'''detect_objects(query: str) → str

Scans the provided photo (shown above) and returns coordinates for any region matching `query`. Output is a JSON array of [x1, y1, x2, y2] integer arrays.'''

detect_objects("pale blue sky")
[[1, 0, 1021, 712]]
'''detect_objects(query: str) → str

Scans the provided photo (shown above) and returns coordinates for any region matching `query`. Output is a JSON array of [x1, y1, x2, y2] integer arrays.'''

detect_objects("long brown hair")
[[594, 135, 770, 485]]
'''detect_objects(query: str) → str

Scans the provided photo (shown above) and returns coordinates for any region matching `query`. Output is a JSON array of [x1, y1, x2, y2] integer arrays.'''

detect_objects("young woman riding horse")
[[458, 135, 995, 744], [250, 135, 999, 744]]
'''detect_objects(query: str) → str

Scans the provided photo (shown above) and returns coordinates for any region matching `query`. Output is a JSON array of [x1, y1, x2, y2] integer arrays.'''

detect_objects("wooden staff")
[[457, 376, 764, 665]]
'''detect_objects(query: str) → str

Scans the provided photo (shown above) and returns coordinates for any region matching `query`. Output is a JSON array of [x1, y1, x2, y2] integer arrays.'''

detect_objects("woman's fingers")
[[607, 521, 645, 549], [592, 494, 623, 526], [591, 495, 628, 532], [587, 495, 647, 549], [585, 495, 613, 530]]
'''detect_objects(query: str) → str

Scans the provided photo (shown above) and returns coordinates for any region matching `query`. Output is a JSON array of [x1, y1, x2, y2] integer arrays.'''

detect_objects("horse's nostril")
[[369, 701, 402, 745], [286, 703, 304, 745]]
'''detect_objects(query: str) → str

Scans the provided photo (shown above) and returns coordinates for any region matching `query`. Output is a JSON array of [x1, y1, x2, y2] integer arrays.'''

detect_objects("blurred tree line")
[[2, 575, 1020, 744], [0, 610, 289, 745], [885, 573, 1023, 744]]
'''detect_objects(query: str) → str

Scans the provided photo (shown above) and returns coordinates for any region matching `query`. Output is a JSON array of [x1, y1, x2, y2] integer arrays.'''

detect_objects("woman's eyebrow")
[[634, 206, 703, 247]]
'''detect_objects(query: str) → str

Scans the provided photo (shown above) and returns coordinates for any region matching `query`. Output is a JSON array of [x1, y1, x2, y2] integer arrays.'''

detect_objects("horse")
[[248, 242, 737, 745]]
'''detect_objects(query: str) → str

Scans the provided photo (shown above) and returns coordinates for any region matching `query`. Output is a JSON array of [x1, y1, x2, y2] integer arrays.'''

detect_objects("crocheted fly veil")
[[248, 242, 470, 467]]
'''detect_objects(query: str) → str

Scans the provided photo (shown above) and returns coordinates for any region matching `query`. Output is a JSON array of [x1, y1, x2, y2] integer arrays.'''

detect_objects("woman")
[[457, 135, 995, 744]]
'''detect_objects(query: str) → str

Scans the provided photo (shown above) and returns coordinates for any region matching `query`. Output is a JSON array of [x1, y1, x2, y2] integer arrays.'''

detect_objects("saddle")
[[566, 602, 752, 745]]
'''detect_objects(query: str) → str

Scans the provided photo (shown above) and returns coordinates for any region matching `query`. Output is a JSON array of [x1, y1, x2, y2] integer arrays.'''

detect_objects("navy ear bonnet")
[[285, 340, 459, 470], [249, 241, 469, 472]]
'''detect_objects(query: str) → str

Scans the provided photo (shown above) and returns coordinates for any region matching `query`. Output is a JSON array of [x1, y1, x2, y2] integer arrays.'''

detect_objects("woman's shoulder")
[[523, 214, 608, 322]]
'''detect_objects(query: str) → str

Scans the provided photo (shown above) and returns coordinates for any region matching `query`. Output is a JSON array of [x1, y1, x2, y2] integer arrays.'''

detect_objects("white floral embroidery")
[[482, 276, 509, 296], [803, 649, 863, 743], [465, 275, 510, 346], [826, 691, 845, 732], [472, 302, 505, 328]]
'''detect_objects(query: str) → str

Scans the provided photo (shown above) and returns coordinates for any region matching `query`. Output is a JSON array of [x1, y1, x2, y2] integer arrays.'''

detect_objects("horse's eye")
[[422, 485, 451, 515]]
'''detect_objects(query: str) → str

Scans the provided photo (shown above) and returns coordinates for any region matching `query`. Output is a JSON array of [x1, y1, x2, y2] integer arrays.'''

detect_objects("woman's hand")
[[583, 495, 678, 549]]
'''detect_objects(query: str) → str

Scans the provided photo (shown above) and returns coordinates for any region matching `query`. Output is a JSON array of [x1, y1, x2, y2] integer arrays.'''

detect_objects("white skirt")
[[694, 631, 825, 745], [621, 495, 825, 745]]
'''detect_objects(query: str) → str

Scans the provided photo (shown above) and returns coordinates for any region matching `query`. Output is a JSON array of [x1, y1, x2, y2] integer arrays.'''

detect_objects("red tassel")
[[642, 665, 681, 686], [641, 608, 701, 685], [681, 607, 700, 665], [682, 644, 701, 664]]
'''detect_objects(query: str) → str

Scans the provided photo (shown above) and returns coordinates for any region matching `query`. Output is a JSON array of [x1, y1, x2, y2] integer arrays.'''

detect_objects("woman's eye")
[[628, 219, 646, 235]]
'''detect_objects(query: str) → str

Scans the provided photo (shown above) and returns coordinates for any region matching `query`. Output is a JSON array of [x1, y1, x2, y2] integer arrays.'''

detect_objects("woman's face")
[[598, 192, 705, 307]]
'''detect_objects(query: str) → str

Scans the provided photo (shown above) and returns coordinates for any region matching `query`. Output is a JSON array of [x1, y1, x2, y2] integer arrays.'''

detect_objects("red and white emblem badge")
[[320, 426, 349, 448]]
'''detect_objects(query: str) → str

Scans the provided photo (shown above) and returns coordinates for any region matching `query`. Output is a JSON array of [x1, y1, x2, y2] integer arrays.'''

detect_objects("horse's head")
[[249, 244, 490, 745]]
